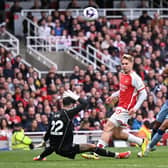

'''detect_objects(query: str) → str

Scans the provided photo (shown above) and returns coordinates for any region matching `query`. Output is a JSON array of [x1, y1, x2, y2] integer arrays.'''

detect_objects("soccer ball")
[[83, 7, 98, 21], [137, 151, 143, 157]]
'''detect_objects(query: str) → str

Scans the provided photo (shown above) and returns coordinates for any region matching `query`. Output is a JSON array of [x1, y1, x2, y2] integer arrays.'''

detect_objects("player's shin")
[[127, 133, 143, 145], [93, 147, 115, 157], [97, 139, 108, 148], [150, 129, 165, 149]]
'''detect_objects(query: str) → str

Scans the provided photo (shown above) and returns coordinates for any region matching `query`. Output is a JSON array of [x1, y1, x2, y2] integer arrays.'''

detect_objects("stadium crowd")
[[0, 1, 168, 142]]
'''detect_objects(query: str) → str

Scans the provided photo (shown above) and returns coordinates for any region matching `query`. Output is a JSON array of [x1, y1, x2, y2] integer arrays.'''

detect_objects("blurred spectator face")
[[115, 34, 121, 41], [148, 110, 155, 119], [80, 90, 86, 99], [156, 98, 163, 107], [28, 107, 35, 116], [5, 61, 12, 69], [44, 105, 51, 115], [55, 20, 60, 27], [101, 75, 107, 82], [148, 95, 154, 102], [23, 91, 30, 99], [0, 118, 8, 129], [6, 101, 13, 109], [0, 107, 5, 116], [41, 114, 48, 124], [83, 111, 89, 120], [73, 65, 79, 73], [95, 72, 101, 80], [28, 77, 34, 84], [133, 19, 140, 27], [98, 112, 105, 120], [149, 79, 156, 88], [32, 16, 38, 24], [161, 85, 167, 94], [95, 91, 101, 99], [98, 104, 106, 113], [93, 81, 100, 89], [90, 88, 96, 96], [23, 83, 29, 90], [18, 106, 24, 115], [35, 113, 41, 122], [43, 99, 49, 106], [31, 120, 38, 129], [28, 98, 35, 106], [60, 14, 65, 21], [156, 91, 163, 98], [9, 108, 16, 117], [148, 69, 155, 78], [52, 105, 58, 113], [136, 114, 143, 122]]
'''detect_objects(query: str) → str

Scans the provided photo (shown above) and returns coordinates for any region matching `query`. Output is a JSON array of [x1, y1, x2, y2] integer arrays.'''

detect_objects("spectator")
[[0, 118, 12, 150], [9, 0, 22, 33], [139, 11, 152, 25], [31, 0, 41, 9], [27, 119, 42, 132], [11, 123, 34, 150], [38, 19, 51, 38], [79, 120, 90, 130], [131, 114, 143, 130], [67, 0, 80, 9]]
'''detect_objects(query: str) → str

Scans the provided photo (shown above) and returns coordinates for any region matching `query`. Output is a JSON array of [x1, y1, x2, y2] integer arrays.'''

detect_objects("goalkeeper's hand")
[[63, 90, 79, 101]]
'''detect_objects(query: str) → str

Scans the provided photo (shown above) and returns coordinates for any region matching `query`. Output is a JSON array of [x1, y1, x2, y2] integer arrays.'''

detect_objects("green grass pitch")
[[0, 146, 167, 168]]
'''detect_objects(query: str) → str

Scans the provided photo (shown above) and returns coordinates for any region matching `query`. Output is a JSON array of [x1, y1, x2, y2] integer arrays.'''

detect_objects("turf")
[[0, 146, 167, 168]]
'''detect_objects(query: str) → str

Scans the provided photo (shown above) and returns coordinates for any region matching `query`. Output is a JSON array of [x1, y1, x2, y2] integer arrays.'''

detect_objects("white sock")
[[115, 152, 119, 158], [97, 139, 108, 148], [127, 134, 143, 145]]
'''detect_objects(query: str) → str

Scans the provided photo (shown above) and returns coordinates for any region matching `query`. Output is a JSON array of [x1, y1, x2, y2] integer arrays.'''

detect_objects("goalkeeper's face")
[[121, 58, 133, 74]]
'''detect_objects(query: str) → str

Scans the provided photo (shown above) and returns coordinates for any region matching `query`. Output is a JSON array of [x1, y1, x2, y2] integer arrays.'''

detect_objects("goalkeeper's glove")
[[63, 90, 79, 101]]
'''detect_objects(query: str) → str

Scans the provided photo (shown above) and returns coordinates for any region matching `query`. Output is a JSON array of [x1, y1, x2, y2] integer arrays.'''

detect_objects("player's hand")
[[128, 108, 137, 116], [63, 90, 80, 101], [106, 96, 113, 104]]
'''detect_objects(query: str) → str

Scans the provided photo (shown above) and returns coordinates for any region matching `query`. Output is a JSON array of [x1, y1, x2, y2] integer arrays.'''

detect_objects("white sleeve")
[[131, 72, 147, 110], [131, 72, 145, 91], [134, 89, 147, 110]]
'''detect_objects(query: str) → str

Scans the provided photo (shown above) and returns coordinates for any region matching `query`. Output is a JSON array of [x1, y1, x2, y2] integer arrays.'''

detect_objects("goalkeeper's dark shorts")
[[56, 144, 80, 159], [47, 143, 80, 159]]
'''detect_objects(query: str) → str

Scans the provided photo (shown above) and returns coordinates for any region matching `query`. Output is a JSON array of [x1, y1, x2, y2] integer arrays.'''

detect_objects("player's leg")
[[33, 146, 55, 161], [79, 143, 131, 159], [113, 127, 147, 156], [151, 103, 168, 138], [96, 120, 114, 148], [151, 121, 161, 138], [112, 123, 143, 146], [148, 119, 168, 151]]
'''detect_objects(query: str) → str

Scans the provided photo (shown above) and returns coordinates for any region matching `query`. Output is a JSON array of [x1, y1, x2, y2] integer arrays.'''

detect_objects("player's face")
[[121, 58, 133, 73]]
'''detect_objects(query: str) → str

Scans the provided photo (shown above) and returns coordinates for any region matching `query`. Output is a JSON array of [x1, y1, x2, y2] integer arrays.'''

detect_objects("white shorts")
[[109, 107, 130, 128]]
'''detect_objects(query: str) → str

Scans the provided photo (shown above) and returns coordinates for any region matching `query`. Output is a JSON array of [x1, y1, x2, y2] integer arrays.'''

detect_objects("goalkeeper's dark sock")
[[40, 147, 54, 159], [93, 147, 115, 157]]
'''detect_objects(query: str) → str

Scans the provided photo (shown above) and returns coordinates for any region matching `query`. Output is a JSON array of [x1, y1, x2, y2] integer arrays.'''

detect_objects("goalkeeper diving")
[[33, 90, 131, 160]]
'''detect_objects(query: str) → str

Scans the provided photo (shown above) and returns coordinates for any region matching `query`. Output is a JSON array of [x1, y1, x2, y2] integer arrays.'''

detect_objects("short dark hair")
[[143, 120, 150, 129], [63, 97, 76, 106]]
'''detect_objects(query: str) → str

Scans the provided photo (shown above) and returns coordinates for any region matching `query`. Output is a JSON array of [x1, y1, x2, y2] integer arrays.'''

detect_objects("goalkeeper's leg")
[[33, 146, 54, 161], [80, 144, 131, 159]]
